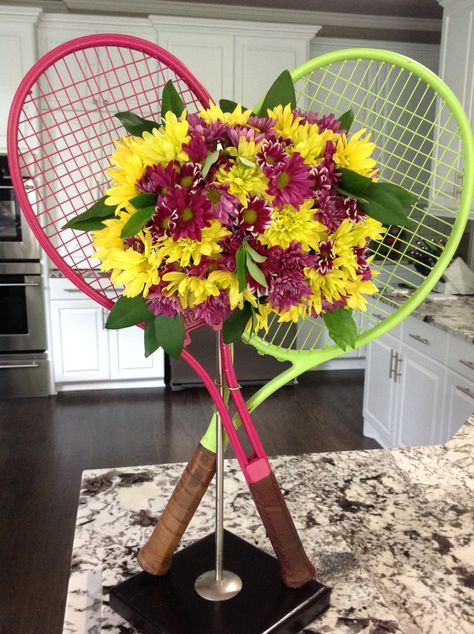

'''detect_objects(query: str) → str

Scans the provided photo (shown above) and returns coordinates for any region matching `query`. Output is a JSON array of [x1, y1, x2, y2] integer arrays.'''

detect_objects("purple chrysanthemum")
[[204, 184, 239, 226], [137, 162, 178, 194], [293, 109, 343, 133], [187, 114, 227, 145], [237, 196, 272, 235], [343, 197, 365, 223], [262, 242, 315, 278], [147, 288, 183, 318], [192, 291, 232, 329], [267, 270, 312, 312], [149, 204, 173, 241], [182, 135, 208, 162], [267, 152, 313, 209], [314, 193, 346, 232], [354, 245, 373, 280], [248, 115, 277, 133], [177, 162, 205, 191]]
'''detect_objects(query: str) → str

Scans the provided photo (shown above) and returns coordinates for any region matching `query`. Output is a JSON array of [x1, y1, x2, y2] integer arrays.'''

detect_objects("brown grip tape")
[[249, 471, 315, 588], [137, 444, 216, 575]]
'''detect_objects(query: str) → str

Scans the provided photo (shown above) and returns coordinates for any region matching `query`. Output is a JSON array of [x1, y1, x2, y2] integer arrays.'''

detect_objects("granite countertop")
[[411, 295, 474, 344], [63, 415, 474, 634]]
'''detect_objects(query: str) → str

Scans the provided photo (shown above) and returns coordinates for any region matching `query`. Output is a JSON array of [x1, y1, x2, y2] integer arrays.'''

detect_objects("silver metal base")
[[194, 570, 243, 601]]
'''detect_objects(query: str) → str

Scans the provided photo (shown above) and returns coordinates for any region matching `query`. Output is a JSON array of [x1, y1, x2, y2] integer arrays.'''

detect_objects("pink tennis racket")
[[8, 34, 314, 588]]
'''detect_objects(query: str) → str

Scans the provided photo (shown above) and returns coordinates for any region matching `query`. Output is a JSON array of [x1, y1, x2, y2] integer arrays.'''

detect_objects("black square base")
[[109, 530, 331, 634]]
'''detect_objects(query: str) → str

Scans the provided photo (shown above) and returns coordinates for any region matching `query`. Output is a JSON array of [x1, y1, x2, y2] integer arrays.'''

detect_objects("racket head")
[[7, 33, 212, 316], [246, 48, 474, 364]]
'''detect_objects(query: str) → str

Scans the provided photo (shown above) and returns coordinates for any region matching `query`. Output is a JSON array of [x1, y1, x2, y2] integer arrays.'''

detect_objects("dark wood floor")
[[0, 370, 378, 634]]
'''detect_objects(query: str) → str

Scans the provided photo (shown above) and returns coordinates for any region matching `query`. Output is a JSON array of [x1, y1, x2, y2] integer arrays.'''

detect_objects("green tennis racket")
[[139, 48, 474, 573]]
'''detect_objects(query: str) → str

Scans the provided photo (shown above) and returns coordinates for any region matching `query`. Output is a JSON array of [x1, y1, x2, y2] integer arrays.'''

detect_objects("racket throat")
[[244, 456, 271, 483]]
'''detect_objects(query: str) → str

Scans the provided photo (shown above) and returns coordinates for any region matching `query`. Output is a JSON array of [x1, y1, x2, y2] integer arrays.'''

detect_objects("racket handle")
[[249, 470, 315, 588], [137, 443, 216, 575]]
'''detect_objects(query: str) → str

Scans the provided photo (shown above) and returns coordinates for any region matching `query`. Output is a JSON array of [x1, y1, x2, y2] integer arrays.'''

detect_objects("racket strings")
[[15, 43, 204, 301], [258, 58, 465, 352]]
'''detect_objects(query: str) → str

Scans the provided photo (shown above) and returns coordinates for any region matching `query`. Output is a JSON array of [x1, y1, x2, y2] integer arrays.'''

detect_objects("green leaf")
[[202, 148, 220, 178], [379, 182, 418, 208], [120, 206, 156, 238], [222, 302, 253, 344], [62, 196, 115, 229], [338, 168, 372, 195], [161, 79, 185, 119], [323, 309, 357, 351], [246, 255, 267, 288], [130, 193, 157, 209], [361, 185, 412, 227], [115, 111, 158, 136], [65, 218, 110, 232], [235, 244, 248, 292], [255, 69, 296, 117], [338, 108, 354, 133], [246, 243, 266, 263], [219, 99, 240, 113], [144, 318, 161, 358], [105, 296, 154, 329], [153, 314, 185, 359], [239, 156, 256, 168]]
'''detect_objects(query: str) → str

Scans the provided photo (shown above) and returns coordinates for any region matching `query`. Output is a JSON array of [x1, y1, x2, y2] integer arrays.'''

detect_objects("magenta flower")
[[262, 242, 315, 278], [164, 187, 213, 241], [204, 184, 239, 226], [149, 204, 173, 240], [314, 193, 346, 232], [237, 196, 272, 235], [267, 152, 313, 209], [343, 197, 365, 223], [192, 291, 232, 328], [137, 162, 178, 194], [314, 240, 336, 275], [256, 139, 288, 176], [187, 114, 227, 145], [354, 245, 373, 280], [177, 162, 205, 191], [293, 109, 343, 133], [248, 115, 277, 134], [182, 135, 208, 162]]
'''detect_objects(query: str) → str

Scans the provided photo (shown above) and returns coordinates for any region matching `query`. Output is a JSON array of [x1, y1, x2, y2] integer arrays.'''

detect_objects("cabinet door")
[[443, 369, 474, 443], [363, 334, 399, 447], [50, 300, 109, 382], [396, 343, 446, 447], [157, 29, 233, 102], [108, 326, 164, 381], [234, 36, 304, 108], [0, 10, 40, 151]]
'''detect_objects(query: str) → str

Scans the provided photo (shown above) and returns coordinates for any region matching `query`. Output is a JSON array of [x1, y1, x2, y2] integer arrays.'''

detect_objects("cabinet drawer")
[[49, 277, 121, 300], [448, 335, 474, 381], [401, 315, 448, 364]]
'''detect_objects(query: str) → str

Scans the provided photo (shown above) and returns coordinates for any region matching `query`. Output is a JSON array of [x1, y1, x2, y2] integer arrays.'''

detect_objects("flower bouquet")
[[64, 71, 413, 356]]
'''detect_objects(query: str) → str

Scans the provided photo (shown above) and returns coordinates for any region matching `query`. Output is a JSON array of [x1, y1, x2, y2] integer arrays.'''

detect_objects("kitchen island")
[[63, 415, 474, 634]]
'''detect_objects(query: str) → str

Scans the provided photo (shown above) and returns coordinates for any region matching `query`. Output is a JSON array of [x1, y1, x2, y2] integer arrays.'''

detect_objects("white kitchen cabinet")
[[443, 369, 474, 442], [364, 311, 472, 448], [0, 6, 42, 152], [362, 333, 400, 447], [50, 299, 110, 382], [49, 279, 164, 389], [152, 16, 316, 104]]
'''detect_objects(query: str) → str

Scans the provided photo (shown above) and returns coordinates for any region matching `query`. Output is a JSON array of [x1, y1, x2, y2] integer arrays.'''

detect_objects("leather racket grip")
[[249, 471, 315, 588], [137, 443, 216, 575]]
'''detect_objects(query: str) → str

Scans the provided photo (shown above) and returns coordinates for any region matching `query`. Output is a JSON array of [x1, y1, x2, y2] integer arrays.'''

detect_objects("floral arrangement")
[[65, 72, 414, 357]]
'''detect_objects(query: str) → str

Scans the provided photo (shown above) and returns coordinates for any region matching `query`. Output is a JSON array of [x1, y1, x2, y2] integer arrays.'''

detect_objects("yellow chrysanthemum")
[[92, 212, 130, 262], [333, 128, 377, 177], [162, 271, 220, 309], [345, 277, 379, 311], [208, 270, 258, 310], [259, 200, 326, 251], [267, 104, 301, 138], [274, 303, 309, 323], [215, 161, 268, 207], [94, 230, 159, 298], [198, 102, 252, 126], [226, 136, 259, 163], [345, 216, 386, 247], [157, 221, 230, 267], [305, 267, 348, 315], [290, 123, 337, 165], [105, 136, 145, 211], [131, 111, 190, 167]]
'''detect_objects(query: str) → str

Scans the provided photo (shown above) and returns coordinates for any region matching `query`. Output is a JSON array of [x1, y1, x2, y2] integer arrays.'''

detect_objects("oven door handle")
[[0, 362, 40, 369], [0, 282, 40, 287]]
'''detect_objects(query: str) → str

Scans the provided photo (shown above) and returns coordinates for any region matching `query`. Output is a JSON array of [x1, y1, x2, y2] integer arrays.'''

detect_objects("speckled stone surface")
[[411, 295, 474, 344], [63, 416, 474, 634]]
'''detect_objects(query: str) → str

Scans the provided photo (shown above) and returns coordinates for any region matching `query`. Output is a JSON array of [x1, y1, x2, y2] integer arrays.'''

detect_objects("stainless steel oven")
[[0, 261, 46, 353], [0, 155, 39, 261]]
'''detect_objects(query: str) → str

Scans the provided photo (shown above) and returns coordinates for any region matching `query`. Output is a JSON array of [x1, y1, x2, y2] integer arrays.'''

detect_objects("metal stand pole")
[[194, 335, 242, 601]]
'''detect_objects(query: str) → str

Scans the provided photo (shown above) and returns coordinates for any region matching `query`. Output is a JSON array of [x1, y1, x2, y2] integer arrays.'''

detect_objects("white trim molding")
[[0, 4, 43, 22]]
